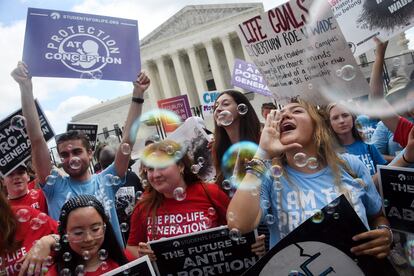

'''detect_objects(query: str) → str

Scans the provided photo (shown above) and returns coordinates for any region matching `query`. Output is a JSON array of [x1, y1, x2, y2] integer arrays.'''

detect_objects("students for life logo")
[[45, 11, 122, 78], [398, 174, 406, 181]]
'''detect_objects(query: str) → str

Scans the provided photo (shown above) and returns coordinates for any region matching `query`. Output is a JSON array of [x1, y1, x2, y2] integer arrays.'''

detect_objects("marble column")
[[204, 39, 226, 91], [221, 33, 236, 76], [155, 56, 173, 98], [187, 45, 207, 93]]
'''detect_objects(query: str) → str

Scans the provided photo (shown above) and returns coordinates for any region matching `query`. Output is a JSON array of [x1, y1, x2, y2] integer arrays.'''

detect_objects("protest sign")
[[231, 58, 272, 96], [157, 95, 192, 132], [23, 8, 140, 82], [67, 122, 98, 150], [242, 195, 398, 276], [148, 226, 258, 276], [237, 0, 369, 105], [378, 165, 414, 234], [329, 0, 414, 56], [168, 117, 215, 182], [0, 100, 54, 177], [101, 255, 156, 276], [198, 90, 220, 117]]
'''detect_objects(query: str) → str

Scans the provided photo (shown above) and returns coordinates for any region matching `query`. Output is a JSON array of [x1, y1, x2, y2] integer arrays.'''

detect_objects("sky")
[[0, 0, 413, 137]]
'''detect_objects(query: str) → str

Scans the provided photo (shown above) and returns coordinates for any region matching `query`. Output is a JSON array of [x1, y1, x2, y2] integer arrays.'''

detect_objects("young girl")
[[47, 195, 128, 275], [126, 140, 231, 259], [228, 99, 392, 259], [327, 103, 387, 175]]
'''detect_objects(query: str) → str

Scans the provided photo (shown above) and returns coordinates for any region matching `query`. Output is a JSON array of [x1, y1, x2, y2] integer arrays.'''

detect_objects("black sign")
[[101, 255, 156, 276], [0, 100, 54, 177], [148, 226, 258, 276], [378, 165, 414, 233], [242, 195, 397, 276], [67, 122, 98, 150]]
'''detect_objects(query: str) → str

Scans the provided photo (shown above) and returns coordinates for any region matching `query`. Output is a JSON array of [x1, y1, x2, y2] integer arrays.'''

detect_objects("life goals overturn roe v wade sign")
[[237, 0, 370, 105], [23, 8, 140, 82]]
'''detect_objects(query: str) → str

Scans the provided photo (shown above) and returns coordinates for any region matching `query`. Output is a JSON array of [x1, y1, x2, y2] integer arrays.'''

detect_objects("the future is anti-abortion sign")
[[23, 8, 140, 82]]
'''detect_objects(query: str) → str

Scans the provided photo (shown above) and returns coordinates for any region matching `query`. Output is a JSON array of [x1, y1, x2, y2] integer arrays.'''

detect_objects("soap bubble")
[[173, 187, 186, 201], [10, 115, 26, 130], [217, 110, 234, 126], [237, 103, 248, 115], [311, 210, 324, 224], [293, 152, 308, 167], [16, 208, 31, 222], [120, 143, 131, 155], [69, 157, 82, 170]]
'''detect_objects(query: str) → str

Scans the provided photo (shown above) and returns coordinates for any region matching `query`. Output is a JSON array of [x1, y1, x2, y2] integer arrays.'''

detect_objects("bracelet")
[[132, 97, 144, 104], [245, 158, 267, 178], [402, 153, 414, 164], [376, 224, 393, 244]]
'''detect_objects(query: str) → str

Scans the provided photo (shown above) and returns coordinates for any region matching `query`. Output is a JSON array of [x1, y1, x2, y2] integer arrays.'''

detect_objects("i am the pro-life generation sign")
[[23, 8, 140, 82]]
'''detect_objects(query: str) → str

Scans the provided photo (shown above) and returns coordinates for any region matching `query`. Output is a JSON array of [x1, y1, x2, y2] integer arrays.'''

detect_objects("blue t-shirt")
[[356, 115, 379, 143], [371, 121, 403, 156], [41, 163, 126, 246], [344, 140, 387, 175], [260, 153, 382, 248]]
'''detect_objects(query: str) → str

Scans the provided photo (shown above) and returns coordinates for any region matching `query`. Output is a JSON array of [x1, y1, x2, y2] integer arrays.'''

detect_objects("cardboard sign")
[[149, 226, 258, 276], [157, 95, 192, 132], [378, 165, 414, 233], [237, 0, 370, 104], [198, 90, 220, 117], [101, 255, 156, 276], [23, 8, 140, 82], [242, 195, 397, 276], [330, 0, 414, 56], [231, 59, 272, 96], [67, 122, 98, 150], [0, 100, 54, 177]]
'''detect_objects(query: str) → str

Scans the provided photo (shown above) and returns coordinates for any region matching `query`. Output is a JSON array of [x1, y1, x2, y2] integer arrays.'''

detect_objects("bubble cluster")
[[75, 264, 85, 276], [270, 165, 283, 178], [265, 214, 276, 225], [306, 157, 319, 170], [261, 200, 271, 210], [63, 252, 72, 262], [222, 180, 232, 191], [237, 103, 248, 115], [10, 115, 26, 130], [217, 110, 234, 126], [173, 187, 186, 201], [339, 65, 356, 81]]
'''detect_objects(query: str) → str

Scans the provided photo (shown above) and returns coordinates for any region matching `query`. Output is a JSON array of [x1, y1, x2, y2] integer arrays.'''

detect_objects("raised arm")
[[227, 110, 302, 233], [114, 72, 150, 177], [369, 38, 400, 133], [11, 62, 52, 184]]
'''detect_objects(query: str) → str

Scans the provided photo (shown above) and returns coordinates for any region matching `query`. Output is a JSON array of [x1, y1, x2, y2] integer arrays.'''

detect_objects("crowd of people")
[[1, 38, 414, 276]]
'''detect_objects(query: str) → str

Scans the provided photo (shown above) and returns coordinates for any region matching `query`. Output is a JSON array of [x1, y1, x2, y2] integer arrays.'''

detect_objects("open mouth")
[[280, 121, 296, 134]]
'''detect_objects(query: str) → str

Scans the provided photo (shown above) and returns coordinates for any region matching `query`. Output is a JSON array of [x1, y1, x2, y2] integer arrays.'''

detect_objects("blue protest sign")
[[23, 8, 140, 82]]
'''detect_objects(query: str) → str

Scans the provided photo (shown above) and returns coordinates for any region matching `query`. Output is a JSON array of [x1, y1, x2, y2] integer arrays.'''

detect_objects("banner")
[[330, 0, 414, 56], [378, 165, 414, 233], [231, 59, 272, 96], [243, 195, 397, 276], [0, 100, 55, 177], [101, 255, 156, 276], [237, 0, 370, 104], [157, 95, 192, 132], [23, 8, 140, 82], [67, 122, 99, 150], [198, 90, 220, 117], [148, 226, 258, 276]]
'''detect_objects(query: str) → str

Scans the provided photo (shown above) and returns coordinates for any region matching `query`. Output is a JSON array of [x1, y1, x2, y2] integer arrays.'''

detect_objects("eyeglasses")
[[67, 223, 106, 243]]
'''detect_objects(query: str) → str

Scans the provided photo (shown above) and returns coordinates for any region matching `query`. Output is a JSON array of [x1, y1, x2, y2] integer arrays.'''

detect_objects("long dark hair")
[[212, 90, 261, 185], [55, 195, 127, 273], [0, 192, 21, 255]]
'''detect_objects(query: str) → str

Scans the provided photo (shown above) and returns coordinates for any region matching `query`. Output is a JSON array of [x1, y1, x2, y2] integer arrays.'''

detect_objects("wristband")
[[402, 153, 414, 164], [132, 97, 144, 104], [376, 224, 393, 244]]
